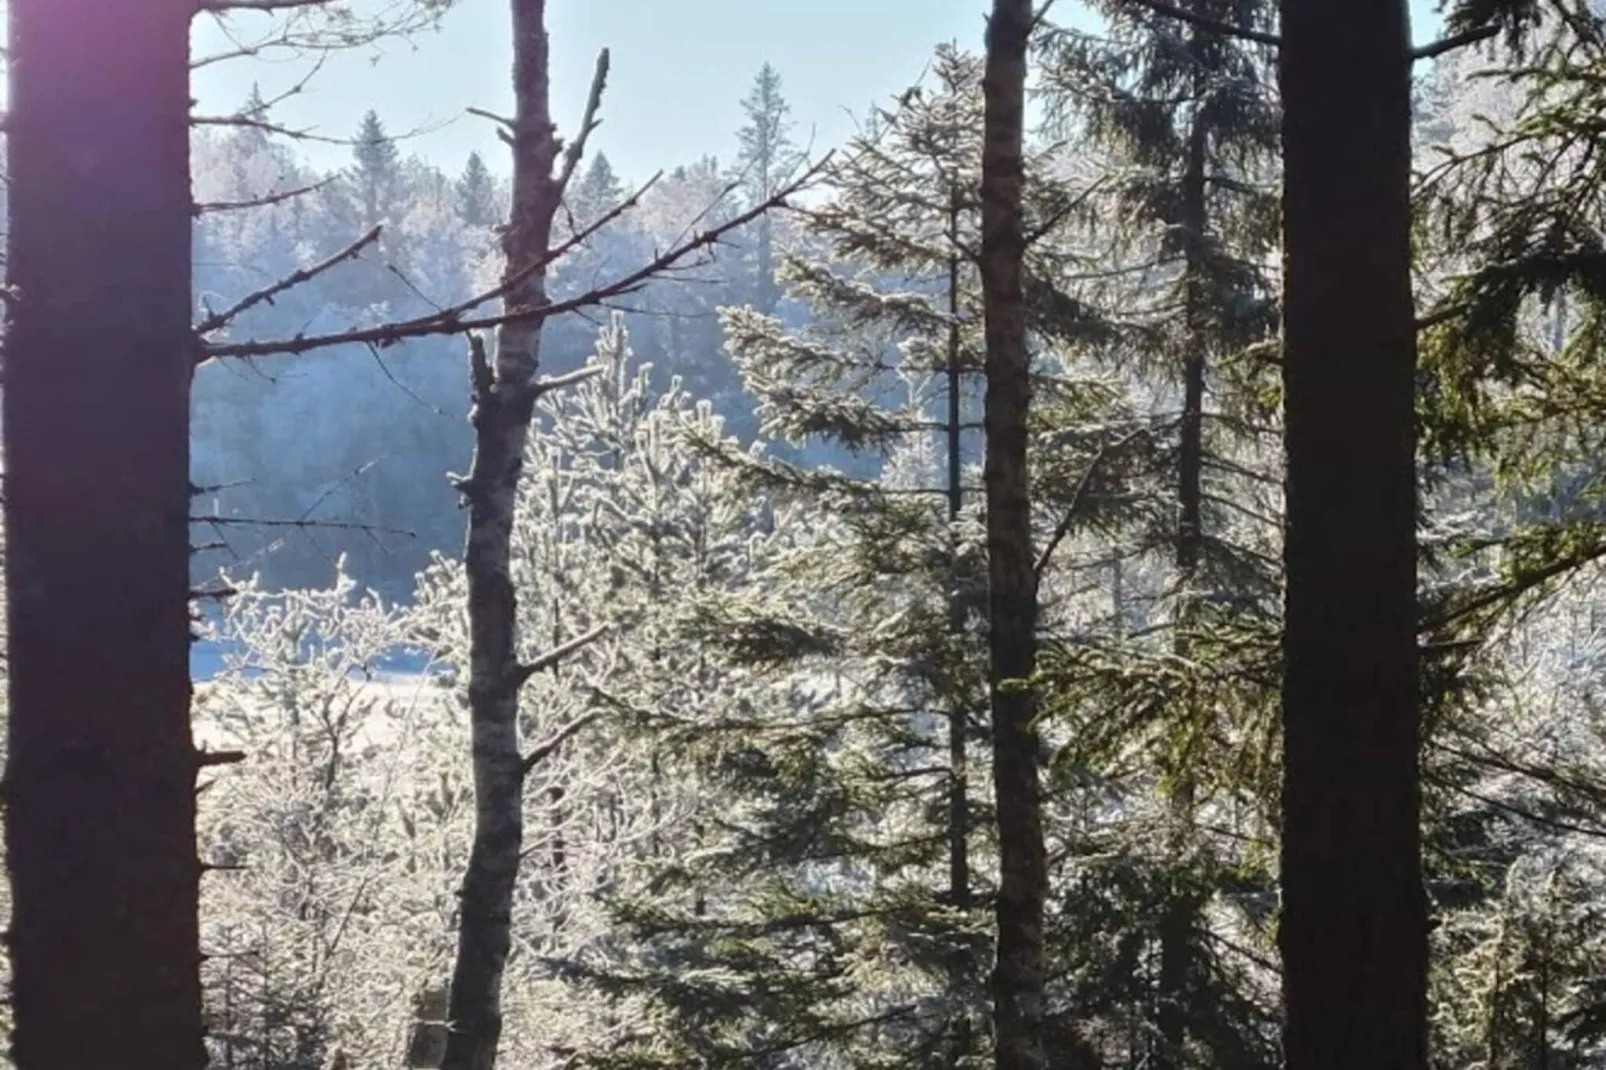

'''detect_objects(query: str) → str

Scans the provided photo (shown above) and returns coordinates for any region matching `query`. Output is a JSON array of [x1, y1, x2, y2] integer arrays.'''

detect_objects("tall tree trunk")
[[756, 212, 778, 316], [1157, 78, 1210, 1070], [981, 5, 1047, 1070], [1278, 2, 1427, 1068], [442, 1, 562, 1066], [944, 186, 974, 1070], [4, 1, 206, 1068]]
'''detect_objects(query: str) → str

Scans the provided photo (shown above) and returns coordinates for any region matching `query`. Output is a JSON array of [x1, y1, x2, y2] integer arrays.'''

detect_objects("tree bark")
[[1278, 2, 1427, 1069], [3, 1, 205, 1068], [441, 1, 562, 1067], [1157, 66, 1210, 1070], [944, 186, 975, 1070], [981, 5, 1047, 1070]]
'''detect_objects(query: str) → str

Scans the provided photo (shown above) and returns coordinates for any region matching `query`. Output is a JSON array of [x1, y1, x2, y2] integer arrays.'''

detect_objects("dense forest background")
[[12, 1, 1606, 1069]]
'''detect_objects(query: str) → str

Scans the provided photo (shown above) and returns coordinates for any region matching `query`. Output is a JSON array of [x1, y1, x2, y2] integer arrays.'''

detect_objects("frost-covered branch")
[[202, 158, 829, 361]]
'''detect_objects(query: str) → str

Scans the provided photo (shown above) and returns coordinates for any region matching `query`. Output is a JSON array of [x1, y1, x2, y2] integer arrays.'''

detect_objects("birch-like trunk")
[[441, 2, 563, 1066], [1278, 1, 1427, 1067], [980, 5, 1047, 1070], [4, 1, 205, 1067]]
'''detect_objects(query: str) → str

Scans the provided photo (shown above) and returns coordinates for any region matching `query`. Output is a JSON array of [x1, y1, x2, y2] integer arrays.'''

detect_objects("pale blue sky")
[[193, 0, 1448, 181]]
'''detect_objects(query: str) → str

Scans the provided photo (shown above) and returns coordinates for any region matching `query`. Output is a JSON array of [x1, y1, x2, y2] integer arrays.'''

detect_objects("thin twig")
[[204, 156, 831, 361], [194, 179, 332, 217], [195, 226, 382, 335]]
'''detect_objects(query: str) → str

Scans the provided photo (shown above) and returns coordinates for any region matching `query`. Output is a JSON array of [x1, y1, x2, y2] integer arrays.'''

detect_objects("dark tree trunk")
[[944, 187, 974, 1070], [441, 1, 562, 1067], [981, 5, 1047, 1070], [1157, 76, 1210, 1070], [1278, 2, 1427, 1069], [3, 1, 205, 1068]]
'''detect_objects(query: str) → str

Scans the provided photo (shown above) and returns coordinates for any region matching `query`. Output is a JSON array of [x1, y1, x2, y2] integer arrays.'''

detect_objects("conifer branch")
[[1412, 24, 1502, 61], [1117, 0, 1281, 47], [1035, 427, 1149, 578]]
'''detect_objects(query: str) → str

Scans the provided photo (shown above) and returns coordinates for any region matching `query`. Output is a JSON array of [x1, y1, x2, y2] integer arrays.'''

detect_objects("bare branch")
[[191, 514, 417, 538], [204, 172, 660, 367], [467, 106, 516, 130], [556, 50, 611, 197], [195, 226, 382, 335], [194, 179, 332, 216], [196, 749, 248, 768], [520, 711, 603, 776], [204, 156, 832, 361], [198, 0, 335, 10], [509, 625, 611, 692], [534, 364, 606, 397], [1117, 0, 1281, 47], [191, 113, 349, 145], [1412, 23, 1501, 61]]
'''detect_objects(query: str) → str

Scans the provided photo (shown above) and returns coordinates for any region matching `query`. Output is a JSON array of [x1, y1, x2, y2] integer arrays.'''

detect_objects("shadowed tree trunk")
[[1157, 55, 1210, 1070], [441, 1, 566, 1066], [3, 1, 206, 1068], [1278, 1, 1427, 1068], [944, 184, 975, 1070], [981, 4, 1047, 1070]]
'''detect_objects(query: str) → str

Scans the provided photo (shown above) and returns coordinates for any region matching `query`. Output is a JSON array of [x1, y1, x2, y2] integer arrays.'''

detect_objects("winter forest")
[[15, 0, 1606, 1068]]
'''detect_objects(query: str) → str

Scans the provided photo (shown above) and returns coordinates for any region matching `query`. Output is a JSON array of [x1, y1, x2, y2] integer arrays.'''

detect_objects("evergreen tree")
[[574, 43, 1125, 1070], [1035, 3, 1283, 1065], [734, 64, 802, 315], [351, 109, 403, 231], [455, 151, 500, 227], [568, 152, 625, 223]]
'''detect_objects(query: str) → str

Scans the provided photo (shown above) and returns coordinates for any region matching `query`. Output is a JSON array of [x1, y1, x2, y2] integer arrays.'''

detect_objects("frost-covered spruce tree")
[[407, 314, 787, 1066], [733, 63, 803, 315], [195, 565, 466, 1070], [1030, 5, 1285, 1066], [574, 45, 1127, 1070], [192, 317, 775, 1070], [1408, 9, 1606, 1062]]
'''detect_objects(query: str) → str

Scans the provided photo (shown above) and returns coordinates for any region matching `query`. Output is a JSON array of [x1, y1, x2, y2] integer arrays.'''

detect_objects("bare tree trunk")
[[944, 186, 975, 1070], [3, 1, 206, 1068], [981, 5, 1047, 1070], [441, 1, 564, 1066], [1157, 74, 1210, 1070], [1278, 1, 1427, 1068]]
